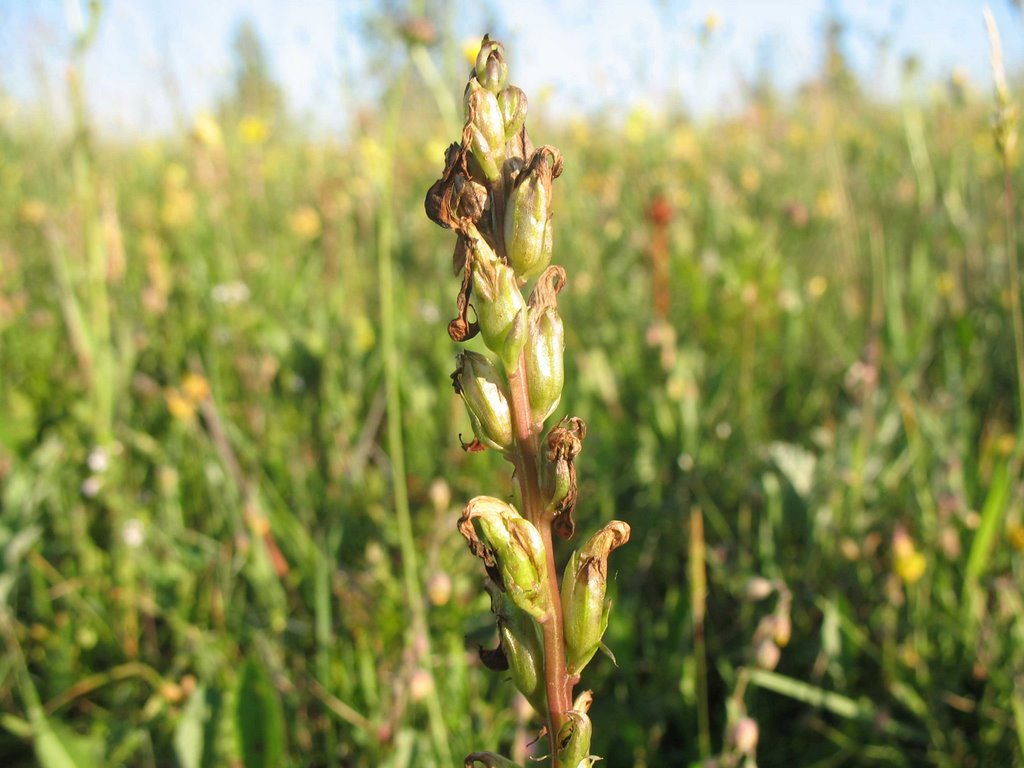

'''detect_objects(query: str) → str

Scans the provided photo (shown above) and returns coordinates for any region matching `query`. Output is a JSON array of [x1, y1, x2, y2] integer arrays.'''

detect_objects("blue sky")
[[1, 0, 1022, 136]]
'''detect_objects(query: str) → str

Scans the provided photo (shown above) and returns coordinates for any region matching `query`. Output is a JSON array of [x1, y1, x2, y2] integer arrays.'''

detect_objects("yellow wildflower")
[[160, 190, 196, 230], [461, 36, 482, 68], [423, 137, 448, 169], [192, 113, 222, 148], [806, 275, 828, 299], [625, 106, 653, 145], [165, 388, 195, 421], [18, 200, 47, 225], [996, 433, 1016, 456], [1007, 522, 1024, 552], [893, 527, 926, 584], [288, 205, 322, 241], [815, 189, 838, 219], [181, 373, 210, 404], [895, 550, 926, 584], [238, 115, 268, 145], [353, 315, 375, 353], [740, 165, 761, 193]]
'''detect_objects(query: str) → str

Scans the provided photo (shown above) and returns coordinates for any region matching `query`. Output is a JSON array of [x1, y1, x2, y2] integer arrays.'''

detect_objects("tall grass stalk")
[[983, 6, 1023, 434], [378, 45, 453, 768]]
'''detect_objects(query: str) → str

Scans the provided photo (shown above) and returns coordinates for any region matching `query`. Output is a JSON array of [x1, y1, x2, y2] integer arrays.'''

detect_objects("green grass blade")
[[234, 658, 286, 768], [962, 459, 1012, 627], [747, 669, 921, 741]]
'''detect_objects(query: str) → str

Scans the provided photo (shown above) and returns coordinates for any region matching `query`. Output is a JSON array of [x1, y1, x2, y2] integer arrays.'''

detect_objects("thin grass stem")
[[378, 60, 453, 767]]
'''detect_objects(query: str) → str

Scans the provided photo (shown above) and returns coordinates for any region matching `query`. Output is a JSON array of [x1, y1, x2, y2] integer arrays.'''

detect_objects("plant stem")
[[689, 507, 711, 760], [983, 5, 1024, 438], [1002, 157, 1024, 438], [493, 170, 573, 759], [507, 356, 572, 763], [378, 62, 452, 766]]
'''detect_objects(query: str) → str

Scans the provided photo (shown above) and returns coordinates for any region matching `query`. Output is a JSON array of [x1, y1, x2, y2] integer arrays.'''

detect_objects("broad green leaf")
[[32, 712, 104, 768], [769, 441, 816, 498], [234, 658, 286, 768], [964, 460, 1011, 585], [175, 684, 208, 768]]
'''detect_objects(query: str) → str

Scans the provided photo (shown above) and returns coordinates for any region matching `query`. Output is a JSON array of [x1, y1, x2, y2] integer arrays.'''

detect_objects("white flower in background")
[[87, 446, 109, 473], [211, 281, 251, 306], [81, 476, 102, 498], [122, 519, 145, 548]]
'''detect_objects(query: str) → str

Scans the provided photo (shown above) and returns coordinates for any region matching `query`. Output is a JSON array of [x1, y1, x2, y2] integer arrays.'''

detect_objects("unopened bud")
[[427, 571, 452, 606], [562, 521, 631, 675], [742, 576, 774, 601], [542, 449, 573, 511], [498, 86, 528, 140], [470, 238, 527, 367], [409, 668, 434, 702], [754, 638, 780, 670], [465, 80, 505, 181], [459, 497, 550, 620], [524, 305, 564, 425], [772, 611, 791, 647], [732, 717, 759, 755], [505, 148, 561, 279], [475, 37, 509, 93], [453, 351, 513, 452]]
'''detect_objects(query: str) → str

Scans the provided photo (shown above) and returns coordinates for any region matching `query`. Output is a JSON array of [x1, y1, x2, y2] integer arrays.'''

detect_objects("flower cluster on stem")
[[426, 36, 630, 768]]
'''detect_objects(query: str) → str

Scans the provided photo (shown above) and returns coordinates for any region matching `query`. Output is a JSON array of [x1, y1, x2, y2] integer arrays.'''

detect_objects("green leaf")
[[768, 441, 816, 498], [234, 658, 286, 768], [175, 684, 208, 768], [32, 712, 104, 768], [964, 460, 1011, 585], [961, 459, 1013, 635], [747, 669, 921, 741]]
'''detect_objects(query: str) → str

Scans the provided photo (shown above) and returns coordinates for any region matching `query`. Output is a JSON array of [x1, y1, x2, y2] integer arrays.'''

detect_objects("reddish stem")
[[507, 355, 572, 764]]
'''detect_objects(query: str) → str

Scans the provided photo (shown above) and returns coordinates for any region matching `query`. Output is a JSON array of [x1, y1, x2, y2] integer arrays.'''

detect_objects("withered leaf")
[[528, 264, 567, 312], [448, 253, 480, 342], [459, 434, 487, 453], [578, 520, 631, 581]]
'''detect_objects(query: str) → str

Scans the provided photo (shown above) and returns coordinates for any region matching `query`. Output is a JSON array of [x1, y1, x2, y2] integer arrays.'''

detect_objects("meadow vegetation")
[[0, 9, 1023, 767]]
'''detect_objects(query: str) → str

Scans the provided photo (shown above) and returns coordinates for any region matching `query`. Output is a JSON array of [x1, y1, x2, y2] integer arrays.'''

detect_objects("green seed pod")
[[504, 150, 557, 280], [561, 521, 631, 675], [524, 304, 564, 425], [556, 707, 595, 768], [475, 37, 509, 93], [500, 307, 528, 374], [541, 448, 572, 511], [458, 497, 550, 621], [494, 589, 546, 715], [498, 86, 528, 140], [453, 351, 513, 452], [470, 237, 527, 366], [465, 79, 505, 181]]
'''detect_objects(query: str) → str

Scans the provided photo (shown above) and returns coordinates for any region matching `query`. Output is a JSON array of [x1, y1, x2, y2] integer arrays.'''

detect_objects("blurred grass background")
[[1, 2, 1024, 766]]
